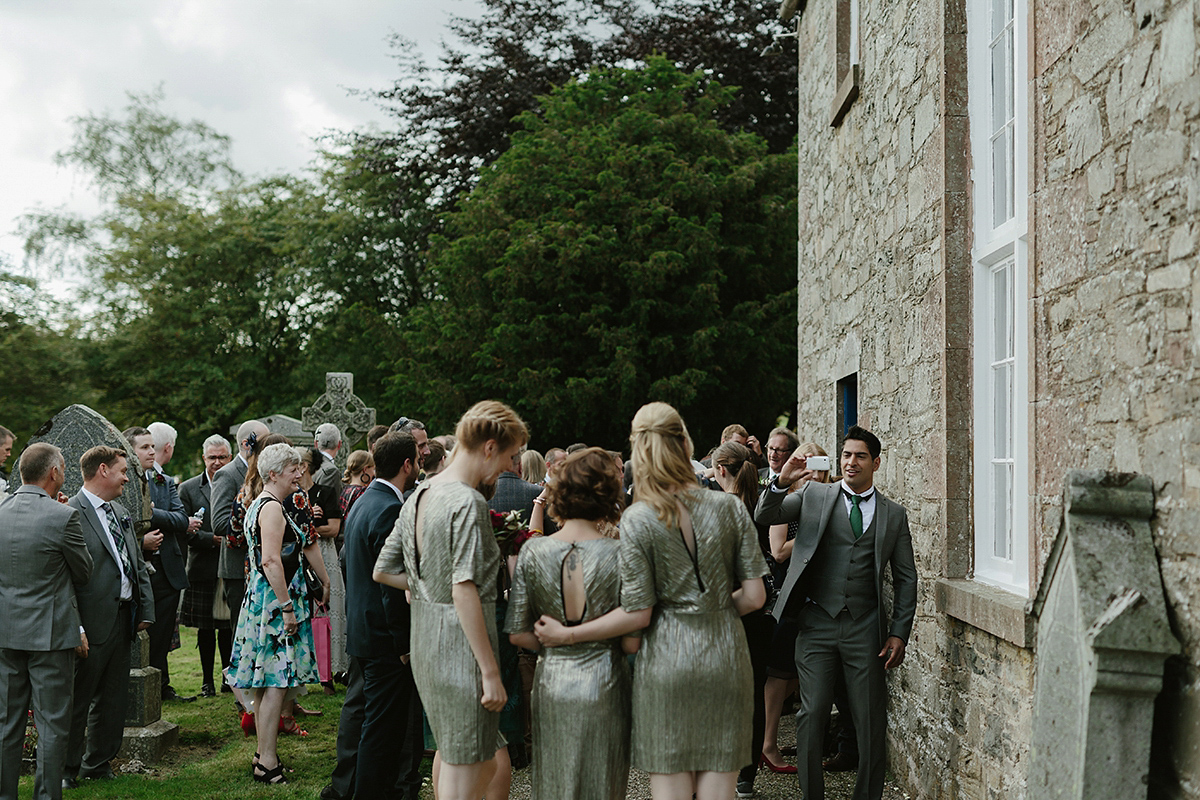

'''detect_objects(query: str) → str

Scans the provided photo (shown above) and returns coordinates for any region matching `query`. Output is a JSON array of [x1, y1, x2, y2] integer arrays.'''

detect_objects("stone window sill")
[[830, 64, 860, 127], [935, 577, 1034, 648]]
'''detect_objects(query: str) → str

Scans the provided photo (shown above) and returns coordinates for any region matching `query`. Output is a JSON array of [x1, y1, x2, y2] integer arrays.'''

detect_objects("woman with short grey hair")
[[230, 442, 330, 784]]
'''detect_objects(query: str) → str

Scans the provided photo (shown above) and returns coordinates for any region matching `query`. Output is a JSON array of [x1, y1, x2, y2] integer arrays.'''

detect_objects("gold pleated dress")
[[374, 480, 506, 764], [504, 537, 631, 800], [620, 488, 769, 773]]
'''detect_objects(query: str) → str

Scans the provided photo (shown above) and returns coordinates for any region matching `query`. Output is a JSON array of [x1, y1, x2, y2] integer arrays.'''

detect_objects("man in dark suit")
[[489, 450, 543, 526], [178, 434, 233, 697], [65, 446, 154, 787], [754, 426, 917, 800], [210, 420, 269, 626], [126, 424, 196, 702], [0, 443, 92, 800], [323, 432, 419, 800]]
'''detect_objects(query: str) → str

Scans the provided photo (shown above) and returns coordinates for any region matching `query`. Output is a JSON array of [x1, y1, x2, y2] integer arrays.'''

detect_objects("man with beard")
[[323, 432, 420, 800]]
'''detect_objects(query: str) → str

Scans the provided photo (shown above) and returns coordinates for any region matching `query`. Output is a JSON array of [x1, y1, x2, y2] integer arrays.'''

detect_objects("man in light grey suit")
[[64, 446, 154, 787], [754, 425, 917, 800], [210, 420, 269, 625], [312, 422, 343, 495], [0, 443, 92, 800]]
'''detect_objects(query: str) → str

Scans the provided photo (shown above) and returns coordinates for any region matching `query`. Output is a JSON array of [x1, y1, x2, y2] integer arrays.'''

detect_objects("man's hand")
[[142, 529, 163, 552], [879, 636, 906, 669], [776, 453, 811, 488], [56, 491, 70, 504], [746, 435, 762, 457], [136, 621, 152, 632], [76, 631, 89, 659], [187, 516, 202, 534]]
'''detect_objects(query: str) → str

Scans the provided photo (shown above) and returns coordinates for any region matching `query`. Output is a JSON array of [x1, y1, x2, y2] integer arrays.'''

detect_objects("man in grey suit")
[[0, 443, 92, 800], [65, 446, 154, 787], [210, 420, 269, 625], [312, 423, 343, 495], [759, 426, 800, 485], [754, 426, 917, 800]]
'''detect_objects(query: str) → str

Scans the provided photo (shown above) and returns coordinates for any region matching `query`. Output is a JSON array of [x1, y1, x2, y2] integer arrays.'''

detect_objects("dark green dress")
[[505, 537, 631, 800], [374, 480, 506, 764], [620, 488, 769, 773]]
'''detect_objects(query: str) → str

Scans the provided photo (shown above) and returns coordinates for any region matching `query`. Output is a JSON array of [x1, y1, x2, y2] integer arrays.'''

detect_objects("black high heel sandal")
[[252, 761, 288, 785]]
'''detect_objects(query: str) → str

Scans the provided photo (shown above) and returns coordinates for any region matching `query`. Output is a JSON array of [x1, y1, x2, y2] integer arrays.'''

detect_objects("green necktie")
[[850, 495, 863, 539]]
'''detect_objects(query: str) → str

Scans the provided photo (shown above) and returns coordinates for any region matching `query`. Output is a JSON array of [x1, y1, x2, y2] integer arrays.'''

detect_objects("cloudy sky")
[[0, 0, 478, 286]]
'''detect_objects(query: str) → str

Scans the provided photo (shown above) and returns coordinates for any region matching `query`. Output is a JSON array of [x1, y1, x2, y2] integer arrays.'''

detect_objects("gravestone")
[[301, 372, 376, 469], [1029, 470, 1180, 799], [121, 630, 177, 763], [10, 405, 143, 517], [227, 413, 311, 443]]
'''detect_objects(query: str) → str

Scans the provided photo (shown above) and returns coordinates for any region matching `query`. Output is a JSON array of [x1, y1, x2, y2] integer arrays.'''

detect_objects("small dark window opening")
[[837, 373, 858, 439]]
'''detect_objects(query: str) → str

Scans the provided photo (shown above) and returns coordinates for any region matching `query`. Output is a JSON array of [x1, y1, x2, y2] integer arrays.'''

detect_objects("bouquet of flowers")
[[490, 509, 534, 559]]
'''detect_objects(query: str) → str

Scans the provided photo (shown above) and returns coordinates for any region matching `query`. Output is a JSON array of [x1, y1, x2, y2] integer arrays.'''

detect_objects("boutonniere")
[[120, 515, 132, 531], [759, 475, 770, 487], [153, 472, 167, 487]]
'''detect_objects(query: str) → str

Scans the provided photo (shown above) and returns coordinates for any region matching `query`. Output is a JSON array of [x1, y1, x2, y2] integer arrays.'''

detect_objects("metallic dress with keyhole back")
[[619, 488, 769, 773], [374, 480, 505, 764], [505, 536, 630, 800]]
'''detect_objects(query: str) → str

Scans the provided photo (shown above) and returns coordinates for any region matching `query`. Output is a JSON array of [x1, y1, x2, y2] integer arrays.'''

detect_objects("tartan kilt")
[[179, 580, 230, 630]]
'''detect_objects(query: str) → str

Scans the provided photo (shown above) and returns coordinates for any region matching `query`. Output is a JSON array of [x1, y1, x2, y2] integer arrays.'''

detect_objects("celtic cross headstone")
[[301, 372, 376, 469]]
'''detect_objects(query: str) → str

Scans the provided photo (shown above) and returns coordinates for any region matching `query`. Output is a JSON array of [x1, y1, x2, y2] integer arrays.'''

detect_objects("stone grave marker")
[[301, 372, 376, 469], [1029, 469, 1179, 800], [122, 630, 178, 763], [11, 404, 144, 518]]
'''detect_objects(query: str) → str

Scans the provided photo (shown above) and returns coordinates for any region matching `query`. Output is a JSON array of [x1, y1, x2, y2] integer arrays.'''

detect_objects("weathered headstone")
[[121, 630, 178, 764], [10, 405, 144, 517], [301, 372, 376, 469], [1029, 470, 1180, 800], [227, 413, 311, 444]]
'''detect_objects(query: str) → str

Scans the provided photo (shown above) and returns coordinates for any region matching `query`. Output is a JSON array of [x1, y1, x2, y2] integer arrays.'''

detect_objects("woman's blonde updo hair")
[[454, 400, 529, 453], [629, 402, 697, 527], [343, 449, 375, 484]]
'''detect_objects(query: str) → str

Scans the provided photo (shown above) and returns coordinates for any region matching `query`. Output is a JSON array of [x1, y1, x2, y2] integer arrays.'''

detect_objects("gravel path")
[[429, 713, 911, 799]]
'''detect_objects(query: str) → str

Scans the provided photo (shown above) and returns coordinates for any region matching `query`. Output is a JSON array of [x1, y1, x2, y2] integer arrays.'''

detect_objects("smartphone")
[[805, 455, 831, 472]]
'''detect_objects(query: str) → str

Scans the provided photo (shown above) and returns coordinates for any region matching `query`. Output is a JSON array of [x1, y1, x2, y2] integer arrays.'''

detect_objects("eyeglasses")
[[767, 447, 792, 455]]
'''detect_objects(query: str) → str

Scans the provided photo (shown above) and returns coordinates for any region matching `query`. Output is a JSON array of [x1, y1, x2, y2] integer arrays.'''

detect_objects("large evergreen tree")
[[389, 58, 797, 449]]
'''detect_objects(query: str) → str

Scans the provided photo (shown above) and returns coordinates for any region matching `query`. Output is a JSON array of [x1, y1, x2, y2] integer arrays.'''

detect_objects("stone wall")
[[1031, 0, 1198, 795], [789, 0, 1198, 797]]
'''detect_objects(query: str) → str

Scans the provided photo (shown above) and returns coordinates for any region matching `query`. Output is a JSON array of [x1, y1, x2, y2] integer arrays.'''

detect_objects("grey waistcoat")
[[806, 500, 878, 619]]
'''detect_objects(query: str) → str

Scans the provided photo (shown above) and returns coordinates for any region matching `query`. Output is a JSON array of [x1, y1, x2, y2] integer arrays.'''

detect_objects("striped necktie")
[[102, 502, 132, 579]]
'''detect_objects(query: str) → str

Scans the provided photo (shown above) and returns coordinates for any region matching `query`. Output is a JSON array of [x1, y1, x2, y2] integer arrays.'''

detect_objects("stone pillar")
[[121, 630, 178, 763], [1029, 470, 1179, 799]]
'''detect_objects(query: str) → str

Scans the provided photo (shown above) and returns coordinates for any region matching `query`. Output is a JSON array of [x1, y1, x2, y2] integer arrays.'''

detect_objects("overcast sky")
[[0, 0, 478, 288]]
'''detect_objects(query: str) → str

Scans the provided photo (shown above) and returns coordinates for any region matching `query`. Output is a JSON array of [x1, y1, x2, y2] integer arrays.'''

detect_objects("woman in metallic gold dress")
[[506, 447, 632, 800], [538, 403, 768, 800], [373, 401, 528, 800]]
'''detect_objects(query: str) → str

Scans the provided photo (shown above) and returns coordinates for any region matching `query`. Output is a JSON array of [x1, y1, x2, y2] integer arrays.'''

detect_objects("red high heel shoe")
[[760, 754, 798, 774], [240, 711, 256, 736]]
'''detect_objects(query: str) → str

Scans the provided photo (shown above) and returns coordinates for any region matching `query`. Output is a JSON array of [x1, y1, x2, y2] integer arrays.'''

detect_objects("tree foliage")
[[389, 58, 797, 449]]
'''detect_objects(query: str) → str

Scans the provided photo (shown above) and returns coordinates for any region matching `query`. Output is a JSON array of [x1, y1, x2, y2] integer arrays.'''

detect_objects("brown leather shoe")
[[822, 751, 857, 772]]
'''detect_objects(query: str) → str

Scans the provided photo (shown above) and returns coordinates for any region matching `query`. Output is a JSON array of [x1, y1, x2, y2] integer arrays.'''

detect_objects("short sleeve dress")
[[374, 480, 506, 764], [620, 488, 769, 773], [504, 537, 631, 800]]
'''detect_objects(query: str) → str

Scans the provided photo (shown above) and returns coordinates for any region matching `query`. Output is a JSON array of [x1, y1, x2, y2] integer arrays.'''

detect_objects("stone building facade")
[[784, 0, 1196, 796]]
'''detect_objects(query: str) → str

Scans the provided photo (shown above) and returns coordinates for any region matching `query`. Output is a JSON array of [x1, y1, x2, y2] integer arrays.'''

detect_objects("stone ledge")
[[936, 577, 1034, 648]]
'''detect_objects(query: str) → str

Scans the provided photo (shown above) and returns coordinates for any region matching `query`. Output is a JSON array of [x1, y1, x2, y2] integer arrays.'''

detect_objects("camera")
[[805, 455, 831, 472]]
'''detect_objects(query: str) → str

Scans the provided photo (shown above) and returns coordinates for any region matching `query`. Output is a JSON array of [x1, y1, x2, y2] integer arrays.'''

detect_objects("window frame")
[[967, 0, 1030, 595]]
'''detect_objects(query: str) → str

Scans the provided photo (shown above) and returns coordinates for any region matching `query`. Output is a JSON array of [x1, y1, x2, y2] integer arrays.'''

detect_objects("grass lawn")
[[21, 625, 355, 799]]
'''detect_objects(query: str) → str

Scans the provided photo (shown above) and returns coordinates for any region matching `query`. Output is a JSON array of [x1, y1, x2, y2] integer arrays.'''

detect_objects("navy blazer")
[[146, 471, 190, 591], [342, 480, 409, 660]]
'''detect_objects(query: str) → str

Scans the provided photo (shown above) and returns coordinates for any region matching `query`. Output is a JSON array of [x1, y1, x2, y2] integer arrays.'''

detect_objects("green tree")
[[388, 58, 797, 449]]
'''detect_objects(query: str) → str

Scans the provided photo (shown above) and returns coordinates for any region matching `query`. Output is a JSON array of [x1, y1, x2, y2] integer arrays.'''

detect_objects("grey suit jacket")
[[69, 492, 154, 645], [0, 486, 93, 651], [754, 479, 917, 643], [211, 456, 248, 580], [312, 455, 343, 496], [179, 472, 218, 583], [146, 471, 189, 591]]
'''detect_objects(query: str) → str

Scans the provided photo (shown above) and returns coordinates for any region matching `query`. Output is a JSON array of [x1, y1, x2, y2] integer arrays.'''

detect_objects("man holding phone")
[[753, 425, 917, 800]]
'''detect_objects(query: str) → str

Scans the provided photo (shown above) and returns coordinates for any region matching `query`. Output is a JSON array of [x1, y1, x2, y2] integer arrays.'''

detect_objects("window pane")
[[991, 36, 1008, 132], [992, 130, 1012, 227], [992, 462, 1012, 560], [993, 362, 1011, 457], [993, 263, 1011, 361]]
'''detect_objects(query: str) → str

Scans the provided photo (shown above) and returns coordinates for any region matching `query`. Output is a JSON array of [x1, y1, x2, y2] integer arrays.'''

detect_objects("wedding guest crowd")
[[0, 399, 914, 800]]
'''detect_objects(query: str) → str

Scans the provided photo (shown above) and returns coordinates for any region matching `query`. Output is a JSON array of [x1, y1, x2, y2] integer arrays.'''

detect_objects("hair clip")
[[246, 431, 259, 449]]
